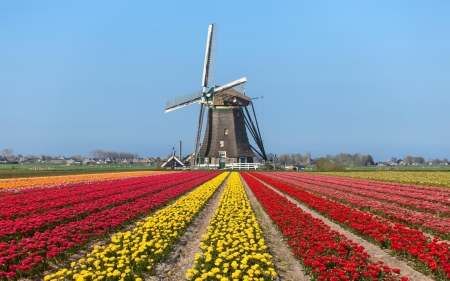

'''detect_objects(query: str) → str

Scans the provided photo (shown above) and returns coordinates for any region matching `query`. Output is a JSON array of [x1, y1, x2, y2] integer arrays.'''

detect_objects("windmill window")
[[220, 141, 224, 147], [224, 129, 228, 135]]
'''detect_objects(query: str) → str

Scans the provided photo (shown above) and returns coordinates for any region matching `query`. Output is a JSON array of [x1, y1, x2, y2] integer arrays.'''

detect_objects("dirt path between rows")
[[241, 174, 310, 281], [146, 174, 230, 280], [148, 172, 311, 281], [249, 174, 434, 281]]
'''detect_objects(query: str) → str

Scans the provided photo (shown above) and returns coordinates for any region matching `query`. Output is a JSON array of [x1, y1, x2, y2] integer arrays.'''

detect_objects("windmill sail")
[[213, 77, 247, 94], [202, 23, 217, 88], [165, 90, 203, 113]]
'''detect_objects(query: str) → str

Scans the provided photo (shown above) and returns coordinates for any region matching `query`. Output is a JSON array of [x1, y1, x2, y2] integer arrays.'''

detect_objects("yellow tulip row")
[[320, 171, 450, 187], [44, 172, 229, 281], [0, 171, 166, 189], [186, 172, 276, 281]]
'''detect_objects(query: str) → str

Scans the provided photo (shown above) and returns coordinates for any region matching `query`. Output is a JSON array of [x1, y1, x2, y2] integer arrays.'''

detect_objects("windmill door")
[[219, 151, 226, 169]]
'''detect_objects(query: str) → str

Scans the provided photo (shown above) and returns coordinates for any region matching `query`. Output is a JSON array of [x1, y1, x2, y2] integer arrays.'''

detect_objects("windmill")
[[165, 24, 267, 169]]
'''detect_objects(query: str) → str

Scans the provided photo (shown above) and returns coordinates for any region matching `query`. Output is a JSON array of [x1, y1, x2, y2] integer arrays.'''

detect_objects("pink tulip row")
[[265, 173, 450, 238], [279, 173, 450, 216], [303, 173, 450, 205], [283, 173, 450, 213]]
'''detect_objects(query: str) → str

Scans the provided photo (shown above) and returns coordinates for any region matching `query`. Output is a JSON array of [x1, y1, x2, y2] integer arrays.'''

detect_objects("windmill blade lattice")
[[165, 90, 203, 112]]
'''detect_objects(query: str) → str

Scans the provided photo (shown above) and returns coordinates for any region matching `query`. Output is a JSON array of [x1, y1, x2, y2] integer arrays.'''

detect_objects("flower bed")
[[242, 173, 406, 281], [250, 172, 450, 280], [0, 173, 207, 240], [266, 173, 450, 238], [0, 173, 172, 220], [186, 172, 276, 281], [44, 172, 227, 281], [283, 173, 450, 215], [0, 172, 219, 279], [0, 171, 165, 190], [318, 171, 450, 188], [304, 173, 450, 205]]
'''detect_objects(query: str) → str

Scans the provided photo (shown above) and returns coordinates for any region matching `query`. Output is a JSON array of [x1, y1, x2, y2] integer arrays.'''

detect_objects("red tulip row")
[[0, 173, 179, 220], [281, 173, 450, 215], [250, 172, 450, 280], [303, 173, 450, 205], [0, 173, 210, 240], [0, 172, 219, 279], [241, 173, 407, 281], [265, 173, 450, 237]]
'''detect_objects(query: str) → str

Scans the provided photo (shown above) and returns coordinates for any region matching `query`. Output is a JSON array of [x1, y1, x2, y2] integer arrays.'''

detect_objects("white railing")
[[227, 163, 260, 170], [195, 163, 260, 170]]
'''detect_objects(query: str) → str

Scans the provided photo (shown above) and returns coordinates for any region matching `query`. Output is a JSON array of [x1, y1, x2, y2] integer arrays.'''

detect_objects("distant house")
[[377, 162, 389, 166], [26, 157, 36, 163], [105, 157, 113, 163], [285, 165, 305, 171], [306, 158, 315, 165], [140, 158, 151, 164], [161, 155, 185, 169], [82, 159, 93, 165]]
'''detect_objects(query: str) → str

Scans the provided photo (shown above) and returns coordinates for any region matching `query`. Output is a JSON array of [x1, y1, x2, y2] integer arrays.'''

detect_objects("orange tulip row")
[[0, 171, 167, 190]]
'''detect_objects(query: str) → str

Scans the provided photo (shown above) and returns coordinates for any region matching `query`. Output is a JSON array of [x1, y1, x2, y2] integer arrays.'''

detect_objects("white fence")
[[227, 163, 260, 170], [195, 163, 260, 170]]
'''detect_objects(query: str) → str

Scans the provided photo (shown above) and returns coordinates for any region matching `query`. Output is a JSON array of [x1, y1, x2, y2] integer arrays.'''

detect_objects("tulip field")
[[0, 171, 449, 280]]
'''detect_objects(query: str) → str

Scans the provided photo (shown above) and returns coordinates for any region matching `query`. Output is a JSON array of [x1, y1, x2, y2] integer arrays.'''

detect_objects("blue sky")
[[1, 1, 449, 161]]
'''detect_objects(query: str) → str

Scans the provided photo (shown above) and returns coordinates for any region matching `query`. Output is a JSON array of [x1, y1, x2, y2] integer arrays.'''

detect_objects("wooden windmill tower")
[[165, 24, 267, 169]]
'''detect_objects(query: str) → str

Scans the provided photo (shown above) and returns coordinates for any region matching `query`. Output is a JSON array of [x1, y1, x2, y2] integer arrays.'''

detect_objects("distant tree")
[[364, 155, 374, 166], [411, 157, 425, 164], [262, 161, 274, 170], [315, 158, 344, 172], [389, 157, 397, 163], [431, 158, 441, 165], [443, 158, 449, 163], [404, 155, 412, 165], [1, 148, 13, 159], [89, 149, 139, 160]]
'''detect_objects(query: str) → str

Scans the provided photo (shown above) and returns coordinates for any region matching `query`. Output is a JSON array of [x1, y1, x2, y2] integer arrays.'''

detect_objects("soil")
[[241, 174, 310, 281], [249, 174, 434, 281]]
